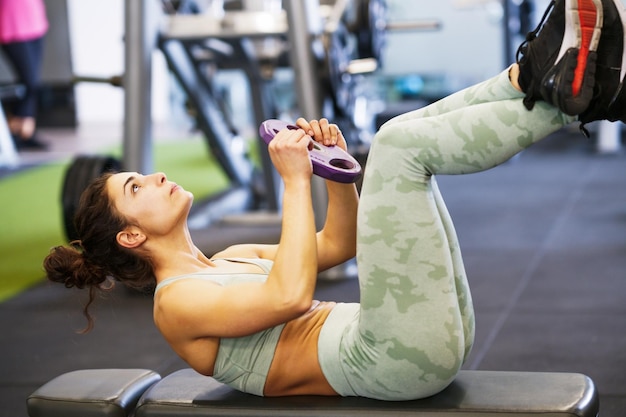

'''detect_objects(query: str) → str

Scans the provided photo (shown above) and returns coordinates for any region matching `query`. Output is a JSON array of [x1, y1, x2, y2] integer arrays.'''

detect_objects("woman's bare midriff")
[[157, 299, 339, 396], [263, 300, 338, 396]]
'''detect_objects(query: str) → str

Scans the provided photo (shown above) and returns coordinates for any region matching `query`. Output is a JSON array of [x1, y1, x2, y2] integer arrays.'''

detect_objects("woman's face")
[[106, 172, 193, 237]]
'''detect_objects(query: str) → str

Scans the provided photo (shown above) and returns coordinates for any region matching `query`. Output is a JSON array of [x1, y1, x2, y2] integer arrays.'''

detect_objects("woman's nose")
[[150, 172, 167, 184]]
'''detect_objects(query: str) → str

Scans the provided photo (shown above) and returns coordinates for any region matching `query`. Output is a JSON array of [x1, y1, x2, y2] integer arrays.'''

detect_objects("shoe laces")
[[515, 0, 556, 63]]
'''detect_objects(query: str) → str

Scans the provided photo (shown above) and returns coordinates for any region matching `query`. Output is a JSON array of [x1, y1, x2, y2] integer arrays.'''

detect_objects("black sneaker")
[[578, 0, 626, 132], [12, 134, 49, 151], [517, 0, 603, 115]]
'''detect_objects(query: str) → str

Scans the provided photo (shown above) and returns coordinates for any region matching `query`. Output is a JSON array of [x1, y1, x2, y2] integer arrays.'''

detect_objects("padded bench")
[[27, 369, 161, 417], [27, 368, 599, 417]]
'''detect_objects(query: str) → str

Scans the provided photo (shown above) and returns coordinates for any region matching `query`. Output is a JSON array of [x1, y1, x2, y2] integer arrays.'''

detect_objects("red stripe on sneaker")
[[573, 0, 599, 96]]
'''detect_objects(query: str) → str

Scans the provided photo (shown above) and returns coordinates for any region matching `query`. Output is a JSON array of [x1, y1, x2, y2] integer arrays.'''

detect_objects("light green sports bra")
[[154, 257, 275, 292], [154, 257, 284, 396]]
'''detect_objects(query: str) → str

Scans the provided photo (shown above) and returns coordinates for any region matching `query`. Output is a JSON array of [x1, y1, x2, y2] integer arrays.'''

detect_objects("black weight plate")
[[61, 155, 121, 242], [356, 0, 387, 62]]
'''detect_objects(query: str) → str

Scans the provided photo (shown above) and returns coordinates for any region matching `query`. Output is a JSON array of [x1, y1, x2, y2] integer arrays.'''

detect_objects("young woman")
[[44, 0, 623, 401]]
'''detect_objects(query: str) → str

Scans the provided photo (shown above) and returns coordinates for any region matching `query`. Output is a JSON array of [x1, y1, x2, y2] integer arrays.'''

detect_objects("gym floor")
[[1, 121, 625, 417]]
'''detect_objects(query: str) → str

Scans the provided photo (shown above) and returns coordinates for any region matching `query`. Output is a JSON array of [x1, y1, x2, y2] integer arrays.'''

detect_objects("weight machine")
[[0, 84, 23, 169]]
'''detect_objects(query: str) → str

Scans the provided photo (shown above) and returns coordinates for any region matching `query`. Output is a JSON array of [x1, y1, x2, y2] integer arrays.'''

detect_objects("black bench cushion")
[[135, 368, 599, 417], [27, 368, 161, 417]]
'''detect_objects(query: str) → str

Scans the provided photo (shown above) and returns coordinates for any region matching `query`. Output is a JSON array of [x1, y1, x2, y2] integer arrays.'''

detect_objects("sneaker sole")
[[544, 0, 603, 115], [570, 0, 604, 95]]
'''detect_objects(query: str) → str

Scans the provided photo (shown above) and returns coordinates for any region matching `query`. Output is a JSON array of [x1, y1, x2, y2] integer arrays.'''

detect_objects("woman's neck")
[[149, 229, 216, 281]]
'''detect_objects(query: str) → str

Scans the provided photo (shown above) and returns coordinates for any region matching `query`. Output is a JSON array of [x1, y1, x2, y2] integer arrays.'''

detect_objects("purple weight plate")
[[259, 119, 362, 183]]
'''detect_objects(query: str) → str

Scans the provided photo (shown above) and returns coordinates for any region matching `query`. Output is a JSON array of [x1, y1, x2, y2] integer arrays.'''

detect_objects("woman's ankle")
[[509, 64, 523, 92]]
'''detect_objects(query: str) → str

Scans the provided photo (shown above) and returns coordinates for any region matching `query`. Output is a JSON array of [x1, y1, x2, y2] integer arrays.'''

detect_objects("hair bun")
[[43, 245, 106, 289]]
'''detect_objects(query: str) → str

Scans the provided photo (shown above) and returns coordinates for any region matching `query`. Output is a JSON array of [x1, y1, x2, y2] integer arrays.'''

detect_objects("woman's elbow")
[[291, 298, 314, 317], [288, 286, 316, 315], [265, 287, 313, 318], [270, 296, 312, 322]]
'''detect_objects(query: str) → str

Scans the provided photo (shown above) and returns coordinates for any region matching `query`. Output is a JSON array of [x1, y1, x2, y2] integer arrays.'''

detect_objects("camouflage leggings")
[[318, 68, 575, 400]]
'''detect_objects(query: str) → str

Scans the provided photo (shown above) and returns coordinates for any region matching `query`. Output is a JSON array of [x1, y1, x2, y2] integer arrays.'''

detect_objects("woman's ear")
[[116, 228, 147, 249]]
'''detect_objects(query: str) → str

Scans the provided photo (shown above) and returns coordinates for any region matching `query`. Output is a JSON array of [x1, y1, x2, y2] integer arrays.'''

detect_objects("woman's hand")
[[268, 125, 313, 184], [296, 117, 347, 151]]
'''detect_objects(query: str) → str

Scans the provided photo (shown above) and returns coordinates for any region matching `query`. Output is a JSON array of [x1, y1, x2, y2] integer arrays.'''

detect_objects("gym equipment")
[[72, 74, 124, 87], [27, 367, 600, 417], [259, 119, 362, 184], [343, 0, 388, 63], [0, 84, 24, 168], [27, 369, 161, 417], [61, 155, 122, 241]]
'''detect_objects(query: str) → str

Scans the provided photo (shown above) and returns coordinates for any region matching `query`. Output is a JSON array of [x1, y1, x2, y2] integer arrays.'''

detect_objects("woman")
[[44, 0, 622, 401]]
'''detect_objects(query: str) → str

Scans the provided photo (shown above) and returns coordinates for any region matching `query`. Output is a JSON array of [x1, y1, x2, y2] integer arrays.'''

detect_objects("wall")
[[383, 0, 506, 84], [66, 0, 169, 123]]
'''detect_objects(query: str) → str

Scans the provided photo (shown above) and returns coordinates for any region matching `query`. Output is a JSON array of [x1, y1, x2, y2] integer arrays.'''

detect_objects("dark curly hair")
[[43, 173, 155, 332]]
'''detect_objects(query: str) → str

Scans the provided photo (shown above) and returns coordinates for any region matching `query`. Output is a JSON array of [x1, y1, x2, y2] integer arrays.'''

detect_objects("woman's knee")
[[374, 124, 410, 148], [370, 124, 436, 178]]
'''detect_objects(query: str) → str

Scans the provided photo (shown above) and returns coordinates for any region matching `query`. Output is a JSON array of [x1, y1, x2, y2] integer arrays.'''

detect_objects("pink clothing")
[[0, 0, 48, 43]]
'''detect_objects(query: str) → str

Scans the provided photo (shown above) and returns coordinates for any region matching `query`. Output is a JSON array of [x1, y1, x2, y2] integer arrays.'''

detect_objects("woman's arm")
[[157, 126, 319, 338], [295, 118, 359, 271], [316, 179, 359, 271]]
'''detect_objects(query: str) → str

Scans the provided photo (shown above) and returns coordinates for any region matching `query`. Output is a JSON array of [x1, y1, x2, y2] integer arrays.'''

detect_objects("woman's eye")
[[132, 184, 140, 193]]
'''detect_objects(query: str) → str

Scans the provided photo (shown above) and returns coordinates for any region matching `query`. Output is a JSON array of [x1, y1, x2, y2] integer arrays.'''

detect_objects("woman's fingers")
[[296, 117, 339, 146]]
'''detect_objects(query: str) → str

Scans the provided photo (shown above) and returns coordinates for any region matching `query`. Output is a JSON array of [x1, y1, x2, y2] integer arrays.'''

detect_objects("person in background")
[[0, 0, 49, 150]]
